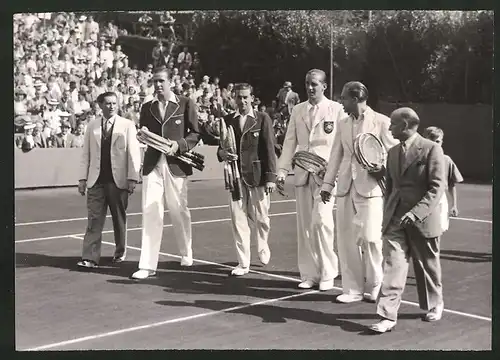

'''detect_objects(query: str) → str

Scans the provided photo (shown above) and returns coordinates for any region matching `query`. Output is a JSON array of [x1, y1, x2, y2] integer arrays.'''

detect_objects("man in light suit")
[[276, 81, 300, 121], [131, 66, 201, 280], [77, 91, 142, 268], [369, 107, 446, 333], [217, 83, 277, 276], [277, 69, 346, 291], [320, 82, 398, 303]]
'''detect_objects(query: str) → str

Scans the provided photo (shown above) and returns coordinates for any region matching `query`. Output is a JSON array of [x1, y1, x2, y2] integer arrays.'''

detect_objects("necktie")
[[399, 141, 406, 172], [309, 105, 317, 128]]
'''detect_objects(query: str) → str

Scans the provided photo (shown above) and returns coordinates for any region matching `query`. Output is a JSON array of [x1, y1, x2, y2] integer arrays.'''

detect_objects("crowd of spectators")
[[13, 12, 294, 152]]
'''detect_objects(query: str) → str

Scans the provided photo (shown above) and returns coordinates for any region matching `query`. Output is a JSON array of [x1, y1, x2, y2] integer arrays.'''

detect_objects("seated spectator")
[[32, 121, 51, 148], [73, 90, 91, 116], [15, 121, 37, 152], [14, 87, 29, 117], [52, 120, 74, 148], [70, 121, 86, 148]]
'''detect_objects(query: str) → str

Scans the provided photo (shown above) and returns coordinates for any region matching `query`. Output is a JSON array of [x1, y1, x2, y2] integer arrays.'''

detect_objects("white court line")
[[15, 199, 298, 227], [20, 232, 491, 351], [24, 289, 319, 351], [69, 235, 492, 323], [449, 217, 491, 224], [15, 211, 298, 244]]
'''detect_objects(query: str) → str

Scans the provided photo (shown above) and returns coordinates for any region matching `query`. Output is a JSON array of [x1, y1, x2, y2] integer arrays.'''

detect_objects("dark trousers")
[[376, 218, 443, 321], [81, 182, 129, 263]]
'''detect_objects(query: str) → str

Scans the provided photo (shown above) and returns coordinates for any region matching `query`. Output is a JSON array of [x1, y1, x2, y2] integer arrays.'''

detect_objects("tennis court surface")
[[15, 180, 492, 350]]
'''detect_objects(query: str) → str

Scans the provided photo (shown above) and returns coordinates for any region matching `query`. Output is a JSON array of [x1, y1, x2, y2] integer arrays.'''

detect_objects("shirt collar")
[[152, 91, 178, 104], [306, 96, 326, 111], [350, 106, 372, 122], [103, 114, 116, 125], [403, 132, 418, 148], [234, 107, 255, 119]]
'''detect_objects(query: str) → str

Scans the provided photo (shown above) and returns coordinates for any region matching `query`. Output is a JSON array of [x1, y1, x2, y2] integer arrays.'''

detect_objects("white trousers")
[[228, 184, 271, 268], [295, 178, 338, 284], [439, 193, 449, 232], [336, 187, 384, 296], [139, 156, 192, 271]]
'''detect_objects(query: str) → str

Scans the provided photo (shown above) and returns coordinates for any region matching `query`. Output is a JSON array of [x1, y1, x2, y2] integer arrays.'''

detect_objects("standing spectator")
[[100, 43, 114, 71], [177, 46, 192, 74], [276, 81, 300, 121], [84, 15, 99, 41]]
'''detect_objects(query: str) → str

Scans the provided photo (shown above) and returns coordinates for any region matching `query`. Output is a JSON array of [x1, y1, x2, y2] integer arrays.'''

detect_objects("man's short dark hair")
[[343, 81, 369, 102], [153, 65, 170, 79], [97, 91, 117, 104], [234, 83, 253, 95]]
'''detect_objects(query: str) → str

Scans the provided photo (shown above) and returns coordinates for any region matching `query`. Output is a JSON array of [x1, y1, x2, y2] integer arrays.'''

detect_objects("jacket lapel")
[[401, 134, 423, 175], [93, 118, 102, 148], [361, 106, 376, 134], [163, 100, 180, 124], [241, 113, 257, 136], [311, 103, 327, 131], [111, 117, 123, 147], [149, 101, 162, 124], [301, 104, 311, 133]]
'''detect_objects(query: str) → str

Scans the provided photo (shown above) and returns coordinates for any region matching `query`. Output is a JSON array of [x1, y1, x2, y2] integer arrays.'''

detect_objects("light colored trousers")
[[228, 184, 271, 268], [439, 193, 449, 232], [295, 178, 338, 284], [377, 218, 443, 321], [139, 156, 192, 271], [336, 187, 384, 296]]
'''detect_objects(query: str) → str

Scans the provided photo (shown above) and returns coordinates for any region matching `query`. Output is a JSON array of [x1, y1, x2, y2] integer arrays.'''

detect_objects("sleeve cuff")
[[321, 182, 335, 193], [176, 138, 189, 153], [277, 168, 289, 178], [265, 172, 277, 183]]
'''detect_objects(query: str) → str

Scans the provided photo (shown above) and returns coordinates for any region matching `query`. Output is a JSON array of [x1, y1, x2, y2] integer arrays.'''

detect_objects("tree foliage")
[[190, 10, 493, 106]]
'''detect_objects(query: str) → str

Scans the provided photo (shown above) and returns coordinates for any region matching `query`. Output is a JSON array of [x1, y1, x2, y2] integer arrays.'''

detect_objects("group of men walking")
[[76, 66, 450, 333]]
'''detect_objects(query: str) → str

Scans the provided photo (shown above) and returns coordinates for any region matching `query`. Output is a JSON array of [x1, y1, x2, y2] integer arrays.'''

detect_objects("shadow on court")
[[440, 250, 492, 263], [154, 298, 422, 333]]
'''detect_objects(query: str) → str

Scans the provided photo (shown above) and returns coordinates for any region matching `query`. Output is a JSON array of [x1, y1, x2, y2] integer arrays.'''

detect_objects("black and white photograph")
[[13, 9, 493, 350]]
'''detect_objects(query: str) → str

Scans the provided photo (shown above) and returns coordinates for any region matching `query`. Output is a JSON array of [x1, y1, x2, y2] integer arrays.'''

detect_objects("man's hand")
[[127, 180, 137, 194], [367, 164, 386, 182], [400, 212, 417, 227], [450, 206, 459, 217], [164, 140, 179, 156], [265, 182, 276, 195], [219, 148, 238, 162], [78, 180, 87, 196], [320, 190, 332, 204]]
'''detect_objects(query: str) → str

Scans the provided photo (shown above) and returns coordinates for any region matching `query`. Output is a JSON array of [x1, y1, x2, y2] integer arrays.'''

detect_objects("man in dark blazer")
[[131, 66, 201, 280], [369, 107, 446, 333], [218, 83, 277, 276]]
